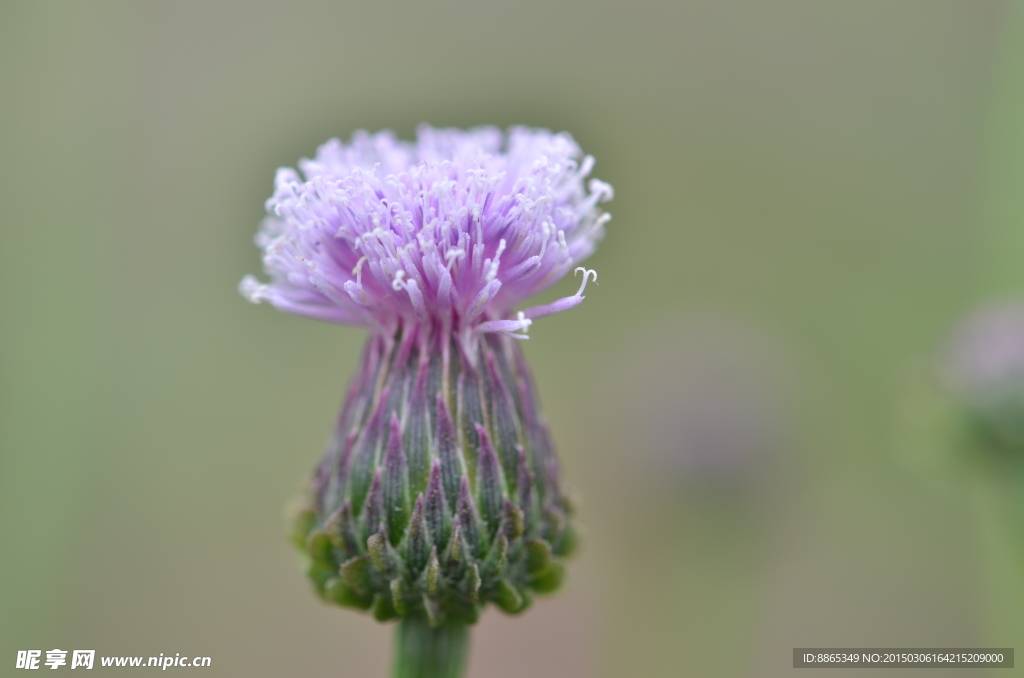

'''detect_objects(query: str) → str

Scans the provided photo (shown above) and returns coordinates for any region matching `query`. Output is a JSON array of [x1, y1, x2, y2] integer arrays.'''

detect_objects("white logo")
[[15, 651, 41, 670], [16, 650, 96, 670], [45, 650, 68, 670]]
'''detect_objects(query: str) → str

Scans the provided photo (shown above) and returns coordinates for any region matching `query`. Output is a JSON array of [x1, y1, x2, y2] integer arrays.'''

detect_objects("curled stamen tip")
[[444, 249, 466, 271], [574, 267, 598, 285], [572, 267, 598, 299], [351, 256, 368, 276], [476, 310, 533, 338], [391, 270, 406, 291]]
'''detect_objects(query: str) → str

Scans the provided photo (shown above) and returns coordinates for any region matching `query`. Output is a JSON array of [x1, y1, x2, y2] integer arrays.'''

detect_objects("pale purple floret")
[[945, 301, 1024, 400], [240, 125, 612, 338]]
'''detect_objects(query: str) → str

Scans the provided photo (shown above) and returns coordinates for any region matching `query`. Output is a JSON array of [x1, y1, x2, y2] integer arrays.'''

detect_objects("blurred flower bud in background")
[[896, 299, 1024, 480], [611, 313, 794, 492], [585, 312, 797, 676], [943, 300, 1024, 456]]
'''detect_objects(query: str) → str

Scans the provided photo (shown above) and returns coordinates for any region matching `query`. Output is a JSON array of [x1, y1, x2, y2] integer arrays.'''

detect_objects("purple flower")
[[240, 125, 611, 338], [244, 127, 609, 638]]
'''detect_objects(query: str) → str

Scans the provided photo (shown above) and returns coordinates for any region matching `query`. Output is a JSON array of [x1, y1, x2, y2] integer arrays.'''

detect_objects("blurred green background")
[[2, 1, 1022, 675]]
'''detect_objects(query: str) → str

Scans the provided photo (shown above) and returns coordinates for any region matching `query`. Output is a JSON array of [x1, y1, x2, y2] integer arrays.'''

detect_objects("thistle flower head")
[[240, 125, 611, 339], [246, 126, 607, 629]]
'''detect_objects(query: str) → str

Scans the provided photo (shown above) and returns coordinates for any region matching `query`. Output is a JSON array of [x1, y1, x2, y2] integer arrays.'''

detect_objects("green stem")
[[392, 615, 470, 678]]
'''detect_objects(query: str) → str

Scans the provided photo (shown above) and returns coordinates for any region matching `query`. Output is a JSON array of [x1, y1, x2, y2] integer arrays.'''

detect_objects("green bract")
[[289, 325, 578, 626]]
